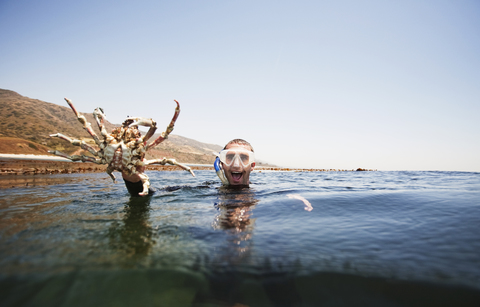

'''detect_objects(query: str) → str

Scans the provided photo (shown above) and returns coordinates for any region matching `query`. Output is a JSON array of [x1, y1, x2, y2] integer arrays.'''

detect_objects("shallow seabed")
[[1, 170, 480, 306]]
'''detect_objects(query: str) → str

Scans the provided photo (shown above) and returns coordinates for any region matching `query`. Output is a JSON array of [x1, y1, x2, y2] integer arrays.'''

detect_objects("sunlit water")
[[1, 170, 480, 306]]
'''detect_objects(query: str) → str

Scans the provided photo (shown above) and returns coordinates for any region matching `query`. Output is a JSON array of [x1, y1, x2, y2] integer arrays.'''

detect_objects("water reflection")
[[108, 196, 155, 264], [212, 187, 259, 264]]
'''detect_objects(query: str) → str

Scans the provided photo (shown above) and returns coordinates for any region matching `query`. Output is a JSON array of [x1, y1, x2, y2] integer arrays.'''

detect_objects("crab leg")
[[144, 157, 195, 177], [106, 164, 117, 183], [146, 100, 180, 150], [93, 107, 109, 138], [137, 173, 151, 196], [48, 150, 102, 164], [64, 98, 102, 146], [49, 133, 99, 157]]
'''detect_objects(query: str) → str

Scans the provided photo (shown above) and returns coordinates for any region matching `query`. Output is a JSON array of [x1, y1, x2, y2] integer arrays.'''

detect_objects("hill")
[[0, 89, 222, 164]]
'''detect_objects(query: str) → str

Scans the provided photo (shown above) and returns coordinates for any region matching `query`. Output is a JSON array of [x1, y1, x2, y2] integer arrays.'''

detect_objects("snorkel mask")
[[214, 148, 255, 185]]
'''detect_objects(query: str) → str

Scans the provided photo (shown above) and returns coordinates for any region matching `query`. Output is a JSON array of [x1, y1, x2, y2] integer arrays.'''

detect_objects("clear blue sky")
[[1, 0, 479, 171]]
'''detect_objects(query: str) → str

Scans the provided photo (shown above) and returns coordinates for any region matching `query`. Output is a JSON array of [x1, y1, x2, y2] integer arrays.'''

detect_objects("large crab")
[[49, 98, 195, 196]]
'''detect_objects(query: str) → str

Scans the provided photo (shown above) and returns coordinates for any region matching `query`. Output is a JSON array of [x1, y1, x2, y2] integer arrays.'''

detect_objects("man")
[[215, 139, 255, 187]]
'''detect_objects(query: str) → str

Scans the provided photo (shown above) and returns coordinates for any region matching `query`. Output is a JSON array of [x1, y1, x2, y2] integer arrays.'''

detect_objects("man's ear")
[[251, 162, 256, 170]]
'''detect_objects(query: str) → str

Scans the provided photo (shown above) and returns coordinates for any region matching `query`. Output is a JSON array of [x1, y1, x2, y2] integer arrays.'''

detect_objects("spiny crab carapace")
[[49, 98, 195, 196]]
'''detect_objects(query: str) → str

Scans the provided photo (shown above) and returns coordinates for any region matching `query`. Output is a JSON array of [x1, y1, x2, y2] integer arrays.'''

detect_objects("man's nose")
[[233, 156, 241, 167]]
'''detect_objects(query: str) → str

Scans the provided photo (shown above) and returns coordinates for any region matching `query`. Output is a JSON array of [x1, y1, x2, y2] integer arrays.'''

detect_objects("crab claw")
[[126, 117, 157, 128], [93, 107, 106, 121]]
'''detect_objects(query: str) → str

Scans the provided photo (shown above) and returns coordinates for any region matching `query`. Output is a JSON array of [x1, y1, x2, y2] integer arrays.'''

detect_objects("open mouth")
[[231, 172, 243, 182]]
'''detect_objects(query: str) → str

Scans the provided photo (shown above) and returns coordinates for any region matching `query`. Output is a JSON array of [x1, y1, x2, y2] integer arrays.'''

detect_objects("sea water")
[[0, 170, 479, 306]]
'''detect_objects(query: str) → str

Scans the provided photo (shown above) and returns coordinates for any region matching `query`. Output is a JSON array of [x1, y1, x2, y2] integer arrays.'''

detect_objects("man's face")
[[221, 144, 255, 186]]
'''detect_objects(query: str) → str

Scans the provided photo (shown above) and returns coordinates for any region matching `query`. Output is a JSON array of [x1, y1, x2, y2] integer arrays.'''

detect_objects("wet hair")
[[223, 139, 254, 152]]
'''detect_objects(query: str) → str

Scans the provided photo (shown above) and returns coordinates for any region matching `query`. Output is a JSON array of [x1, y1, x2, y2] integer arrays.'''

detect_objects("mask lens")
[[225, 152, 236, 165], [240, 153, 249, 164]]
